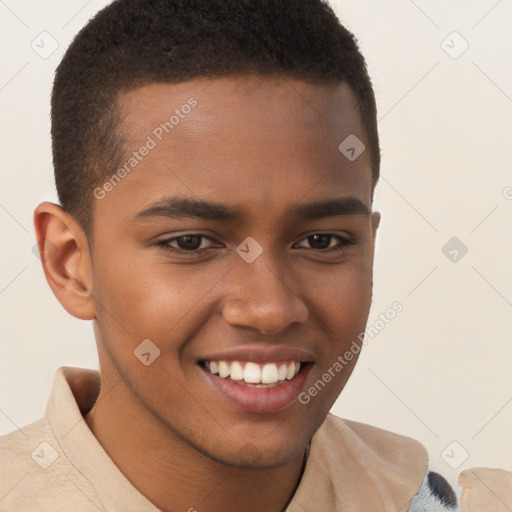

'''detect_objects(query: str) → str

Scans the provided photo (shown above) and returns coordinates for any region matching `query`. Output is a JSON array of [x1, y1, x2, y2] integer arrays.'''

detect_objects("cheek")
[[309, 256, 373, 321], [300, 268, 370, 416], [305, 259, 372, 381], [91, 250, 226, 348]]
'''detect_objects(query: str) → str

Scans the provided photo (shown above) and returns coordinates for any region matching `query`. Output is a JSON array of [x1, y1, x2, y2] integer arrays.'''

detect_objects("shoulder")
[[309, 415, 463, 510], [291, 413, 430, 511], [0, 418, 101, 511], [458, 467, 512, 511], [320, 413, 429, 468], [322, 416, 462, 509], [0, 417, 50, 473], [0, 418, 52, 509]]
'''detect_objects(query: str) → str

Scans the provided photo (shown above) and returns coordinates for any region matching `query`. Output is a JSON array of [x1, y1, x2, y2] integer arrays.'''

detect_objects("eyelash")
[[157, 233, 354, 255]]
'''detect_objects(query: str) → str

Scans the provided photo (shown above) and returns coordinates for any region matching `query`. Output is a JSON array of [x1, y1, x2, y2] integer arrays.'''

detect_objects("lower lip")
[[200, 364, 312, 414]]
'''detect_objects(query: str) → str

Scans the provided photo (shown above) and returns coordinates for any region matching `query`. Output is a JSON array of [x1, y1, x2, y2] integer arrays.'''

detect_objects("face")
[[88, 76, 379, 468]]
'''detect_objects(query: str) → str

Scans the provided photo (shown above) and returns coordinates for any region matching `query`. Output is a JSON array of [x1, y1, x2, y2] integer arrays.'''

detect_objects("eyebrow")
[[134, 196, 370, 221]]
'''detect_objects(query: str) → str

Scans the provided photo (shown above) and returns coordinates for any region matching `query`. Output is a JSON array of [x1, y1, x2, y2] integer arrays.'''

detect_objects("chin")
[[202, 427, 312, 469], [213, 444, 299, 470]]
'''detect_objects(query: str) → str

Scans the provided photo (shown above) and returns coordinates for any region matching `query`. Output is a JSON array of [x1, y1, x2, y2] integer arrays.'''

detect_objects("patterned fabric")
[[410, 471, 461, 511]]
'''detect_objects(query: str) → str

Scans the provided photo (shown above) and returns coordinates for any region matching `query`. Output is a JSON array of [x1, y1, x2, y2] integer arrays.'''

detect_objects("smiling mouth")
[[198, 360, 308, 388]]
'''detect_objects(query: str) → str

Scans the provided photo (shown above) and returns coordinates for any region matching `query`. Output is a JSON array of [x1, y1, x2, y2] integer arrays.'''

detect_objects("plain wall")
[[1, 0, 511, 490]]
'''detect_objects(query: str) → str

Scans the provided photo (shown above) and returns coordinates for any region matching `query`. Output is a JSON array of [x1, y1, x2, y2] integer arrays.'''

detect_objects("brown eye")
[[174, 235, 203, 251], [307, 234, 332, 250], [295, 233, 353, 252], [158, 234, 218, 253]]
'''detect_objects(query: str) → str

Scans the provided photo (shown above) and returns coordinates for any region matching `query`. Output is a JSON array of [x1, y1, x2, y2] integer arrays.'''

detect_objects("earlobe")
[[371, 211, 381, 237], [33, 202, 96, 321]]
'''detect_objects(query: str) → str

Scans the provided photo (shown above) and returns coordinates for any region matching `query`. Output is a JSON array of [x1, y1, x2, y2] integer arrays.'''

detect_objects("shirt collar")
[[46, 366, 428, 512], [46, 366, 159, 511]]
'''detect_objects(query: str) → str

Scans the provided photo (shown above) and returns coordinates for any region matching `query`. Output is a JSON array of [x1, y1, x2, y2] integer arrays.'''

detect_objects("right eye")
[[157, 234, 221, 254]]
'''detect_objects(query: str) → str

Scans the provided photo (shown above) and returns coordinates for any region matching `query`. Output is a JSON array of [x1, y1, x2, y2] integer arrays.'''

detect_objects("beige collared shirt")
[[0, 366, 430, 511]]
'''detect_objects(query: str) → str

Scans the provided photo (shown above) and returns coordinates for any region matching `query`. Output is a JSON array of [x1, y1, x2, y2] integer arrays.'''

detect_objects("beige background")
[[1, 0, 511, 489]]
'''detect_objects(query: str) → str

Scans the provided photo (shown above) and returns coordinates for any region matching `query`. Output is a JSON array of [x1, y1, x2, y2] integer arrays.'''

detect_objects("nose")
[[221, 254, 309, 335]]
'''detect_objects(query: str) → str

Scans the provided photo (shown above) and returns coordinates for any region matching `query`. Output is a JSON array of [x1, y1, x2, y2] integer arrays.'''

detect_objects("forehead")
[[97, 76, 372, 225], [118, 76, 366, 155]]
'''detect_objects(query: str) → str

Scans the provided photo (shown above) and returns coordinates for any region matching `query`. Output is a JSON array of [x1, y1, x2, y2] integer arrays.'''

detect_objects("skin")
[[34, 76, 380, 512]]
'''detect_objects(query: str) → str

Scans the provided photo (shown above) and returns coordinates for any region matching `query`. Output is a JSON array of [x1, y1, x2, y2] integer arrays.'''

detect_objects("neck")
[[84, 374, 307, 512]]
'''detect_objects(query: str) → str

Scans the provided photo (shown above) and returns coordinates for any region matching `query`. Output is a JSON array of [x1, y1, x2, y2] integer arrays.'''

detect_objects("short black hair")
[[51, 0, 380, 237]]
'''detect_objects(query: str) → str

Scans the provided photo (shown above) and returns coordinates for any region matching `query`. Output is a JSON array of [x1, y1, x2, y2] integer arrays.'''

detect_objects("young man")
[[1, 1, 509, 511]]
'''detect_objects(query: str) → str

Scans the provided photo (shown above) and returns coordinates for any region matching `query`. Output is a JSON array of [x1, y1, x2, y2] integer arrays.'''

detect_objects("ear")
[[33, 202, 95, 320], [371, 210, 381, 239]]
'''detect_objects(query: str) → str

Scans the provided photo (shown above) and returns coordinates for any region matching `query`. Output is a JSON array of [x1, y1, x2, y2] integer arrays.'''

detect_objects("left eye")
[[294, 233, 352, 251]]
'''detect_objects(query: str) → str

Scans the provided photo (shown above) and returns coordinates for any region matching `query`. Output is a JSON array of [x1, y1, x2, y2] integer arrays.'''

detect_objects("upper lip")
[[198, 345, 316, 364]]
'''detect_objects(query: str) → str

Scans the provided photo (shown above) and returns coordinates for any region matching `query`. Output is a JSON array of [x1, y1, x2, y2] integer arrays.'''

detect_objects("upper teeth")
[[206, 360, 301, 384]]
